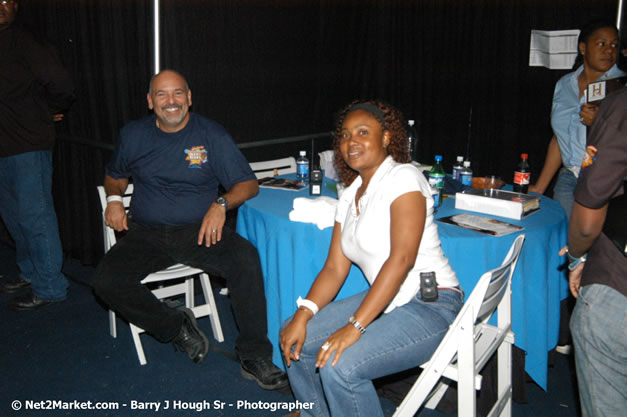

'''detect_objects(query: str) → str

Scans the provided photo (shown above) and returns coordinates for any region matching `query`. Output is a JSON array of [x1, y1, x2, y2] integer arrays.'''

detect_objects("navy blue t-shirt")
[[106, 113, 255, 225]]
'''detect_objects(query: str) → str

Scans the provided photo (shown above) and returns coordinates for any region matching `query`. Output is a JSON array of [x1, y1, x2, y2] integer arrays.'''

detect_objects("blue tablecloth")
[[236, 178, 569, 390]]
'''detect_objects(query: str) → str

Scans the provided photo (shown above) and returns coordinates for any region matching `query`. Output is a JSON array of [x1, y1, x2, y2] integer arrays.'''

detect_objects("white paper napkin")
[[288, 196, 338, 230]]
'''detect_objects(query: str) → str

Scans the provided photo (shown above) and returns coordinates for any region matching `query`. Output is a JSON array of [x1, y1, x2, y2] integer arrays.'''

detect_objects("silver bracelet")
[[348, 315, 366, 334]]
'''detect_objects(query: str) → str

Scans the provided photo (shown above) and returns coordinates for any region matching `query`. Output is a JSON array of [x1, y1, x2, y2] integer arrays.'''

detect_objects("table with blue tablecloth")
[[236, 177, 569, 390]]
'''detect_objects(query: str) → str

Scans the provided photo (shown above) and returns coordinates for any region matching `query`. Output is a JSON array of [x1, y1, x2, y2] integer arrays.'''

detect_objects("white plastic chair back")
[[393, 234, 525, 417]]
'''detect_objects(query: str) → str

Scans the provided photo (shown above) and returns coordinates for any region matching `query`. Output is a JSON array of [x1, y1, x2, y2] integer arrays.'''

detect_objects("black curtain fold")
[[14, 0, 619, 264]]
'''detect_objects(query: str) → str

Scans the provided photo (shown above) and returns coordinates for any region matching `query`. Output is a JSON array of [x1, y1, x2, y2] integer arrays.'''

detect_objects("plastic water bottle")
[[460, 160, 473, 187], [428, 155, 445, 210], [452, 155, 464, 181], [296, 150, 309, 184], [513, 153, 530, 194], [407, 120, 418, 161]]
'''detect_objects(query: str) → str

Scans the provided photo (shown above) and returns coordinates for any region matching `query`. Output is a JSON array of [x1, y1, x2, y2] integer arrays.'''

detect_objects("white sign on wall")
[[529, 29, 580, 70]]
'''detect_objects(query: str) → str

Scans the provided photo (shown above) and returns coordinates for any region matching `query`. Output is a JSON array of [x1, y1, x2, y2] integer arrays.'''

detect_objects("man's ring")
[[212, 229, 217, 233], [321, 342, 330, 351]]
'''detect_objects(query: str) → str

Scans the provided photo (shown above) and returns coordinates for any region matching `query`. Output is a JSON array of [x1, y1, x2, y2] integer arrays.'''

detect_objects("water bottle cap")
[[457, 156, 463, 162], [435, 155, 442, 162], [521, 153, 528, 159], [300, 150, 306, 156], [408, 120, 415, 126], [463, 161, 471, 167]]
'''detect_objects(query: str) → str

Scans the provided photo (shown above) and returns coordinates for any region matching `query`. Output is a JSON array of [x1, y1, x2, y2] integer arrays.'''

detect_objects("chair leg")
[[393, 364, 449, 417], [185, 277, 194, 308], [493, 340, 513, 417], [457, 308, 477, 417], [424, 379, 451, 409], [199, 273, 224, 342], [109, 310, 118, 338], [130, 323, 148, 366]]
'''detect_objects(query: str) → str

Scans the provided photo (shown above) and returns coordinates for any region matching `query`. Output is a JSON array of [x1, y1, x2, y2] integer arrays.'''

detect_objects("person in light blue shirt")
[[530, 19, 625, 220], [530, 18, 625, 357]]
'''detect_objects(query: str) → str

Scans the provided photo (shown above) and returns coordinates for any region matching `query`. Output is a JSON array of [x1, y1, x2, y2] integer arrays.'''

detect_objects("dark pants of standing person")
[[92, 221, 272, 360]]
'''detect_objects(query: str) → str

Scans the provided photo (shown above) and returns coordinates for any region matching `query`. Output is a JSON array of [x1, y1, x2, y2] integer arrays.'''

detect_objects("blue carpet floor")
[[0, 243, 579, 417]]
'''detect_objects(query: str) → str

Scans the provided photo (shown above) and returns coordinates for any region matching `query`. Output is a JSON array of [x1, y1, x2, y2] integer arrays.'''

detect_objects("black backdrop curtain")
[[14, 0, 619, 264]]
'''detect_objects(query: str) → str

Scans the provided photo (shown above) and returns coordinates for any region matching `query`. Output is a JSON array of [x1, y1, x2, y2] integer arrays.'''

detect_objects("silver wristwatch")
[[215, 196, 228, 211]]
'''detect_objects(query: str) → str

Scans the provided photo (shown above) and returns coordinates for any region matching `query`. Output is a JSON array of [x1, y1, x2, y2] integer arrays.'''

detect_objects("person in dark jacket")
[[561, 87, 626, 417], [0, 0, 75, 310]]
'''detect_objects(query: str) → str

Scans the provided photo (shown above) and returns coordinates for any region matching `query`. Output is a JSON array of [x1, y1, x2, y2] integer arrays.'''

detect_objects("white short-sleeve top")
[[335, 156, 459, 313]]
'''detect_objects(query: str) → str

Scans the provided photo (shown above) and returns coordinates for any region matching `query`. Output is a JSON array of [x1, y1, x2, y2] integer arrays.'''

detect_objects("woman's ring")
[[321, 342, 330, 351]]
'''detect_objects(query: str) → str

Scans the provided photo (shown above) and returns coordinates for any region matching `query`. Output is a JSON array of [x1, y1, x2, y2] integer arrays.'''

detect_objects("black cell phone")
[[310, 168, 322, 195], [420, 271, 438, 302]]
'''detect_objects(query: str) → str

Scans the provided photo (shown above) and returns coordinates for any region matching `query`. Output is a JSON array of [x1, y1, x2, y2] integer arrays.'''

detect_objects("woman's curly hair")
[[333, 100, 410, 186]]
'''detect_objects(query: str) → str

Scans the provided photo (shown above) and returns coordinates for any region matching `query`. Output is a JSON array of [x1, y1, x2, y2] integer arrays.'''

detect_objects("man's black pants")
[[93, 221, 272, 360]]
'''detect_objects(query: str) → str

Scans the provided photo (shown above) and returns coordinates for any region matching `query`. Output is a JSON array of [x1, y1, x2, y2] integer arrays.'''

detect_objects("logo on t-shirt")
[[184, 146, 208, 168]]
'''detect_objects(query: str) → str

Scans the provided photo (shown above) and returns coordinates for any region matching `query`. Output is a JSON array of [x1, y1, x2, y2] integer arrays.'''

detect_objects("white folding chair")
[[97, 185, 224, 365], [393, 234, 525, 417], [249, 156, 297, 179]]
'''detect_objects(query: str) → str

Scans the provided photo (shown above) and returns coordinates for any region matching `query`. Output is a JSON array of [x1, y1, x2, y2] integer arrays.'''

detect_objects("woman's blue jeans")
[[283, 289, 463, 417], [553, 168, 577, 220], [0, 151, 67, 301]]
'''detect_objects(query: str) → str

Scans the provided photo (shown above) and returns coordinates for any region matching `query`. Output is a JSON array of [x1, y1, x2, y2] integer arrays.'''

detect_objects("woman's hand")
[[280, 311, 310, 367], [315, 324, 361, 368], [579, 103, 599, 126]]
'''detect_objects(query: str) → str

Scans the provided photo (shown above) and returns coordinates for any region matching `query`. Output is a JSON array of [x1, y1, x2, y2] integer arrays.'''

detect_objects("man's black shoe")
[[8, 290, 62, 311], [172, 307, 209, 363], [240, 357, 289, 390], [0, 277, 30, 293]]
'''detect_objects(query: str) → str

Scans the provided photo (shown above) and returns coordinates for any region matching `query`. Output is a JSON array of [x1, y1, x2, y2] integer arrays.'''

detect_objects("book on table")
[[258, 177, 307, 191], [454, 188, 540, 220]]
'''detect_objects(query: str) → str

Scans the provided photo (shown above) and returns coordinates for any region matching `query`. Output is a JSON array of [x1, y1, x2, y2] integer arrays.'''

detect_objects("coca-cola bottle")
[[513, 153, 530, 194]]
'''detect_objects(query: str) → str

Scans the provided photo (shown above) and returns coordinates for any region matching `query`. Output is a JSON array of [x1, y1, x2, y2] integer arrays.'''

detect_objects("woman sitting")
[[280, 100, 463, 417]]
